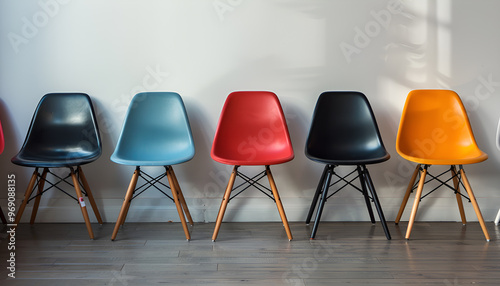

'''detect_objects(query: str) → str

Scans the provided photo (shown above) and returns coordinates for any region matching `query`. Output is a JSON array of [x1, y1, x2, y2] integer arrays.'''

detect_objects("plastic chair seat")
[[211, 91, 294, 166], [12, 93, 101, 168], [110, 92, 194, 166], [306, 91, 389, 165], [12, 149, 99, 167], [396, 90, 487, 165]]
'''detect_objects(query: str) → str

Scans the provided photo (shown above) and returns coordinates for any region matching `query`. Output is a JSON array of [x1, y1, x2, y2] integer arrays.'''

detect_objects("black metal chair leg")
[[363, 166, 391, 240], [306, 164, 329, 224], [310, 167, 333, 239], [357, 165, 375, 223]]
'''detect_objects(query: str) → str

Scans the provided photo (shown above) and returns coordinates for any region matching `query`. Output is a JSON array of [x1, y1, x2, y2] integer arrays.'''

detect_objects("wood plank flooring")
[[1, 221, 499, 285]]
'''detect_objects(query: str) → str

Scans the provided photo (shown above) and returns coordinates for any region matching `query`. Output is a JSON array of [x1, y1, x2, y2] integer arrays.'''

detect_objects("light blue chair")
[[110, 92, 195, 241]]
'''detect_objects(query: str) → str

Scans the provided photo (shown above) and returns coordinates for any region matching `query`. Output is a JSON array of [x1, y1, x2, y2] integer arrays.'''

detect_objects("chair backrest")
[[306, 91, 389, 164], [111, 92, 195, 166], [0, 120, 4, 154], [15, 93, 101, 164], [396, 89, 487, 164], [211, 91, 294, 165]]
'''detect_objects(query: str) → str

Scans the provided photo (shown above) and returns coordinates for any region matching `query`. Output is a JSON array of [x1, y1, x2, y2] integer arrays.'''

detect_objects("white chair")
[[495, 118, 500, 225]]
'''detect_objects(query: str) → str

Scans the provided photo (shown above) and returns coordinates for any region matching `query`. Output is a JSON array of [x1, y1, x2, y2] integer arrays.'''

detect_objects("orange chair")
[[395, 90, 490, 241], [211, 91, 294, 241]]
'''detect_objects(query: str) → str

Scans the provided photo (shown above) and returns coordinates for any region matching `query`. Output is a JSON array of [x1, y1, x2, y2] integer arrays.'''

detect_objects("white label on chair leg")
[[79, 197, 86, 207]]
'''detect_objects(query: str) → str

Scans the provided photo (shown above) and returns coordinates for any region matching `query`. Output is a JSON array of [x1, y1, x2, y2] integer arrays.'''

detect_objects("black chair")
[[305, 91, 391, 240], [12, 93, 103, 239]]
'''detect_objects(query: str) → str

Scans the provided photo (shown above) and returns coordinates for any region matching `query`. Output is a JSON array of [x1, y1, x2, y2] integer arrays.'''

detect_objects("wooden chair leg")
[[112, 167, 140, 241], [363, 166, 391, 240], [310, 166, 332, 239], [494, 208, 500, 225], [14, 168, 39, 225], [395, 164, 420, 224], [266, 166, 293, 241], [170, 167, 194, 225], [166, 167, 190, 241], [306, 165, 328, 225], [212, 166, 238, 241], [459, 168, 490, 241], [405, 165, 428, 240], [358, 165, 376, 224], [451, 166, 466, 225], [120, 199, 132, 226], [78, 166, 103, 224], [30, 168, 48, 224], [70, 167, 94, 239]]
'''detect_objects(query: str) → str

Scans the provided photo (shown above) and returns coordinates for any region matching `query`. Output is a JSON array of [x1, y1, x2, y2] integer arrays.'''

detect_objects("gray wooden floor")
[[1, 221, 499, 285]]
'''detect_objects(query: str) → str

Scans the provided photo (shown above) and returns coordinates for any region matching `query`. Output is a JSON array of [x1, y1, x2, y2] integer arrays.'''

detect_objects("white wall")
[[1, 0, 499, 224]]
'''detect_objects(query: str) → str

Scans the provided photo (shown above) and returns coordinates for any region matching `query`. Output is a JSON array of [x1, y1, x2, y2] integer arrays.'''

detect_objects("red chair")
[[211, 91, 294, 241], [0, 120, 6, 224]]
